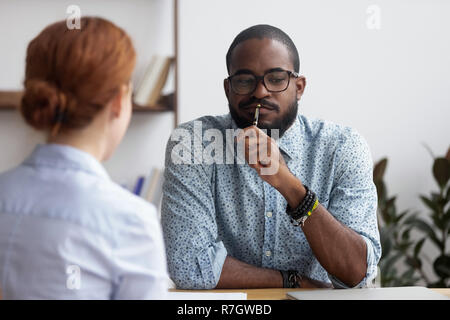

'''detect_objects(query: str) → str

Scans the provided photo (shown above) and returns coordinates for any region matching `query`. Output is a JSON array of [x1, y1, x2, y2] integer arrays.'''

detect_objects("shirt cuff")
[[328, 235, 378, 289], [196, 241, 228, 289]]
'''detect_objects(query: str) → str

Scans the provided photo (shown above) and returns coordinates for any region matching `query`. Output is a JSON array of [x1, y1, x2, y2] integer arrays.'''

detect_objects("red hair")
[[21, 17, 136, 134]]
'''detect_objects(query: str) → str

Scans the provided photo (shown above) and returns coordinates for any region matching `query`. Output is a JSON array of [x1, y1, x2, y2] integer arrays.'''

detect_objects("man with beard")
[[161, 25, 381, 289]]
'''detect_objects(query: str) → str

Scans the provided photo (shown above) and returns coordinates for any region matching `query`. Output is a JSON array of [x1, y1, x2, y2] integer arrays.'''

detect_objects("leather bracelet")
[[280, 270, 301, 288]]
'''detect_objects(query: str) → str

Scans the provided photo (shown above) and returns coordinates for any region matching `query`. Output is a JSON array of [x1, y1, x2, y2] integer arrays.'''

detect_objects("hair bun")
[[21, 79, 67, 130]]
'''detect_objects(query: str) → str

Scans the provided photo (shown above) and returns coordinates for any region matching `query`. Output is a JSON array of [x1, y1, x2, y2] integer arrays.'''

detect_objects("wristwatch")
[[280, 270, 302, 288]]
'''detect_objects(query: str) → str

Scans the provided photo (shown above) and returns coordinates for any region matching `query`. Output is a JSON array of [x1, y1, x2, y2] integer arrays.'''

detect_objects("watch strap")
[[280, 270, 302, 288]]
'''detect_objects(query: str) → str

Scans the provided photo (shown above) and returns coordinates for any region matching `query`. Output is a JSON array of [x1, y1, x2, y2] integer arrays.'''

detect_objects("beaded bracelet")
[[286, 185, 319, 226]]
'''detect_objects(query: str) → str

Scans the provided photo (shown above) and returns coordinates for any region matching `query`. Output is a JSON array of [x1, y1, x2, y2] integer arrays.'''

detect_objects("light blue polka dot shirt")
[[161, 113, 381, 289]]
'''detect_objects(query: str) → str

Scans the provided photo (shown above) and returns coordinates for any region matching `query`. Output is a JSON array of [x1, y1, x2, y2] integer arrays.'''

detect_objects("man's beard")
[[228, 98, 298, 138]]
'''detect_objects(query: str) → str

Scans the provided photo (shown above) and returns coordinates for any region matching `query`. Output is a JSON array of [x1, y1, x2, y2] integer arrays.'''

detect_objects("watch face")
[[288, 271, 300, 288], [288, 274, 296, 287]]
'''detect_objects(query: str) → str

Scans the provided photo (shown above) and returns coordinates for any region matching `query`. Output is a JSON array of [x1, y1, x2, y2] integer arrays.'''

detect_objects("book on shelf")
[[133, 167, 164, 207], [133, 55, 174, 109], [132, 176, 146, 195], [0, 91, 23, 109]]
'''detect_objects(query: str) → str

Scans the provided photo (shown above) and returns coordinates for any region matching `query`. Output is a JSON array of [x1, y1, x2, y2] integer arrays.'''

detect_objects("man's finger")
[[235, 127, 258, 144], [259, 158, 271, 166]]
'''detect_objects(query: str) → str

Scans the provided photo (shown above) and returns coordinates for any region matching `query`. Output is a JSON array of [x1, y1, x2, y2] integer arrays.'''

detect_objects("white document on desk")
[[167, 292, 247, 300], [287, 286, 450, 300]]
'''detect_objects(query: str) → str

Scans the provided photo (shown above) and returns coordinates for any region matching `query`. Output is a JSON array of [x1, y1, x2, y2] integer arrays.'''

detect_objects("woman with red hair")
[[0, 17, 168, 299]]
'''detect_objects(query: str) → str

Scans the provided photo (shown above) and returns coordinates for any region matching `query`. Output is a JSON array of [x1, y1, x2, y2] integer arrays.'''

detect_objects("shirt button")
[[266, 211, 272, 218], [265, 250, 272, 257]]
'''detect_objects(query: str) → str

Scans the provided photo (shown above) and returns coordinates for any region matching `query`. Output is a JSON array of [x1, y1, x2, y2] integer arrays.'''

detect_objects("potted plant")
[[374, 147, 450, 287]]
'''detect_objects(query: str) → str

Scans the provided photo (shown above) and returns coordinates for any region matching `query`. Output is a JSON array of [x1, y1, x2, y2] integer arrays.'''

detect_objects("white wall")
[[178, 0, 450, 211], [177, 0, 450, 283], [0, 0, 175, 188]]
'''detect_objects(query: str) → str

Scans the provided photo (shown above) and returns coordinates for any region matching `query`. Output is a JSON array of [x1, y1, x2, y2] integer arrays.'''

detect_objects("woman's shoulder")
[[0, 163, 159, 239], [74, 178, 160, 232], [104, 181, 159, 220]]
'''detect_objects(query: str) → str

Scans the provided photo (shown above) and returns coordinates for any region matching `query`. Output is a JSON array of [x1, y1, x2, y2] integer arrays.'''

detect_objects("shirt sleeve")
[[112, 204, 169, 299], [326, 128, 381, 288], [161, 124, 227, 289]]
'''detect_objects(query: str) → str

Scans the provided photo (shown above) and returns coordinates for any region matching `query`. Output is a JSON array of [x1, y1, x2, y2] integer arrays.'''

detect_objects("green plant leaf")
[[380, 252, 403, 274], [380, 208, 391, 225], [430, 211, 445, 231], [406, 256, 422, 269], [379, 227, 394, 259], [381, 268, 398, 287], [394, 211, 409, 224], [399, 268, 419, 286], [373, 158, 388, 182], [396, 241, 414, 252], [444, 207, 450, 232], [409, 218, 443, 251], [431, 192, 446, 211], [403, 212, 419, 225], [375, 180, 387, 205], [385, 196, 397, 222], [433, 255, 450, 279], [401, 228, 411, 241], [380, 196, 398, 225], [433, 157, 450, 189], [381, 238, 392, 258], [413, 238, 426, 258], [420, 195, 439, 213]]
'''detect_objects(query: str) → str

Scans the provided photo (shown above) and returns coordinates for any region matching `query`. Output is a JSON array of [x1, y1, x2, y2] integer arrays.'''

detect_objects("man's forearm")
[[216, 256, 282, 288], [216, 255, 333, 289], [276, 172, 367, 287], [302, 204, 367, 287]]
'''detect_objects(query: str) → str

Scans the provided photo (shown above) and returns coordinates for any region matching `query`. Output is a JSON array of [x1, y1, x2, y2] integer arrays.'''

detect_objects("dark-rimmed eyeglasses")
[[227, 69, 299, 95]]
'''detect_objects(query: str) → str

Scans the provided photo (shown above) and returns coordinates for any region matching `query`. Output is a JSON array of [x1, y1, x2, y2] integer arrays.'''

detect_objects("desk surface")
[[171, 288, 450, 300]]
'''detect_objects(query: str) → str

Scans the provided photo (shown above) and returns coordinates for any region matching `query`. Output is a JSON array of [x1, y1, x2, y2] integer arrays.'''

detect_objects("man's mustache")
[[238, 98, 279, 111]]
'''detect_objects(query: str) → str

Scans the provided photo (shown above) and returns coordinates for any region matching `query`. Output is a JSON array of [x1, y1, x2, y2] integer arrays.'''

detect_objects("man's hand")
[[235, 125, 306, 208], [235, 125, 289, 188]]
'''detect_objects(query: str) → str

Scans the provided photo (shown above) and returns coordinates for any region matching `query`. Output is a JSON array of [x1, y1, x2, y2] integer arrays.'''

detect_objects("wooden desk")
[[171, 288, 450, 300]]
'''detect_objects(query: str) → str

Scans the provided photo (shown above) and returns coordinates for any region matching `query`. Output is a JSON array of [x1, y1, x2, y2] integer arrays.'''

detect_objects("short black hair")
[[226, 24, 300, 74]]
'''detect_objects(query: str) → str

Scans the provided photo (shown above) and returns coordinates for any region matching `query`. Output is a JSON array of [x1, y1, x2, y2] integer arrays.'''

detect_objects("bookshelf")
[[0, 91, 174, 113], [0, 91, 21, 110], [0, 0, 179, 128]]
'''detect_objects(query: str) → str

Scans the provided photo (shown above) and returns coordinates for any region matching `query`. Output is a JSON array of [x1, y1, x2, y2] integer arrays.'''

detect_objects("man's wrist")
[[275, 169, 306, 208], [279, 270, 302, 288]]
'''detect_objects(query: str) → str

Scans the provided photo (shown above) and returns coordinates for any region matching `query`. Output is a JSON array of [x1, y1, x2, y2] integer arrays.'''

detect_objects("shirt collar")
[[228, 113, 303, 161], [276, 115, 303, 160], [23, 143, 110, 180]]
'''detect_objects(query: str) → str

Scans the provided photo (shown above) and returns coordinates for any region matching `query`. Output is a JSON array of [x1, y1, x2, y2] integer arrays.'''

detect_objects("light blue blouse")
[[0, 144, 168, 299]]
